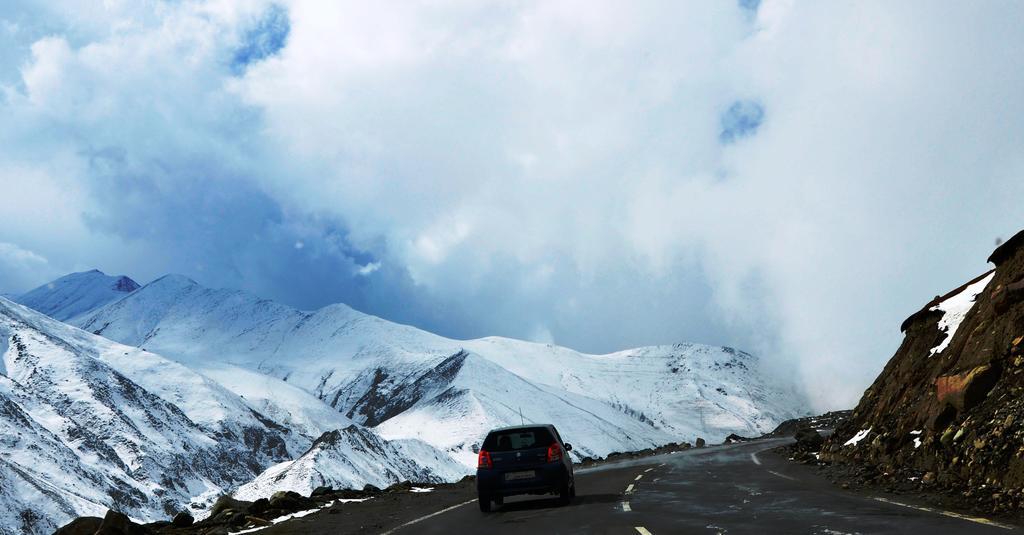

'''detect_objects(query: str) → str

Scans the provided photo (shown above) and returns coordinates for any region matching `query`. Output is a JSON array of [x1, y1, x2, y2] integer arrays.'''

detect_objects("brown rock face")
[[823, 228, 1024, 508], [934, 364, 999, 413], [993, 277, 1024, 315]]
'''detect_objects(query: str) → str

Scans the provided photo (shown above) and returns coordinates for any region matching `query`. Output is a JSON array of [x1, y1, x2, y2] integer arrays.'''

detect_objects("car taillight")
[[478, 449, 493, 469], [546, 442, 562, 462]]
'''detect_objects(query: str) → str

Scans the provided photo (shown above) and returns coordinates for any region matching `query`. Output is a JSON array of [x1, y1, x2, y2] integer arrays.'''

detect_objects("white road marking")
[[750, 452, 762, 465], [872, 496, 1015, 530], [767, 470, 797, 481], [635, 527, 654, 535], [379, 498, 476, 535], [622, 501, 632, 512], [625, 483, 635, 494], [644, 468, 654, 473], [635, 474, 643, 481]]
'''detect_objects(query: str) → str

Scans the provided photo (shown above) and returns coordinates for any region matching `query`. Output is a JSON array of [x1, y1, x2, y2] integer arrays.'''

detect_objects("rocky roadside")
[[804, 229, 1024, 522], [576, 440, 698, 468], [760, 410, 852, 438], [52, 482, 433, 535], [774, 430, 1024, 525]]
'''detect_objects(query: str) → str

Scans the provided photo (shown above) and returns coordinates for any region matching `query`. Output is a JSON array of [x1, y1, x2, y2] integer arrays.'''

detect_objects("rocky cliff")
[[822, 229, 1024, 514]]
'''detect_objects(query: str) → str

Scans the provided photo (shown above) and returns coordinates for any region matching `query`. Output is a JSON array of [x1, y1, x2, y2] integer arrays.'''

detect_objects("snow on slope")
[[0, 298, 278, 533], [235, 425, 467, 501], [0, 297, 456, 532], [928, 271, 996, 357], [374, 350, 677, 466], [0, 374, 117, 534], [459, 338, 796, 441], [199, 363, 354, 442], [15, 270, 139, 322], [1, 297, 295, 461], [69, 274, 806, 462]]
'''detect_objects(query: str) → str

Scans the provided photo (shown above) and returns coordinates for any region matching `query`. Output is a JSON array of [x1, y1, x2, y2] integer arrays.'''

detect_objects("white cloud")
[[0, 241, 53, 292], [2, 0, 1023, 409]]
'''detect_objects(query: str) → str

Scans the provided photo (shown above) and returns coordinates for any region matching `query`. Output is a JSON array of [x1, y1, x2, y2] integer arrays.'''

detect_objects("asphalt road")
[[267, 439, 1019, 534]]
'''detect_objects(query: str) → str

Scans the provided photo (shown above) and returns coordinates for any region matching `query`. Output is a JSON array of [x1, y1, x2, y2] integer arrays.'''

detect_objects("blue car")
[[475, 424, 576, 512]]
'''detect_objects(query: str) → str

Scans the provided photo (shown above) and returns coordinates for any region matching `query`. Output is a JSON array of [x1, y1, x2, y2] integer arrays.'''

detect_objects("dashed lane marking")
[[644, 468, 654, 473], [750, 452, 761, 465], [767, 470, 797, 481], [635, 474, 643, 481], [635, 527, 654, 535], [379, 498, 476, 535], [872, 496, 1015, 530], [625, 483, 635, 494], [622, 501, 631, 512]]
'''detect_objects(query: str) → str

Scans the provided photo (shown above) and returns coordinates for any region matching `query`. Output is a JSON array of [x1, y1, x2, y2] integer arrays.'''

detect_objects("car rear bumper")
[[476, 462, 569, 497]]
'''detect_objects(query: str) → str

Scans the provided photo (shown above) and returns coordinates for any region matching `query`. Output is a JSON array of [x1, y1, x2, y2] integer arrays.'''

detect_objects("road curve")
[[264, 439, 1018, 534]]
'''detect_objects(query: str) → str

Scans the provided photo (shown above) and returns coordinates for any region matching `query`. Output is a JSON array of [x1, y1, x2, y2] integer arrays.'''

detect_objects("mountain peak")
[[113, 276, 140, 293], [15, 270, 140, 322], [148, 274, 200, 289]]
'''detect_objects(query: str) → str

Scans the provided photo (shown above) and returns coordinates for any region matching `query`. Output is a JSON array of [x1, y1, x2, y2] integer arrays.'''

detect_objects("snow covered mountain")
[[234, 425, 467, 501], [65, 273, 805, 465], [15, 269, 139, 322], [0, 297, 465, 534], [0, 298, 286, 533], [7, 269, 805, 532]]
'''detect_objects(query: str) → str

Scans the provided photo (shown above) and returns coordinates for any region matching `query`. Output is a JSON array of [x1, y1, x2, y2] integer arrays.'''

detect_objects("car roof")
[[487, 424, 555, 433]]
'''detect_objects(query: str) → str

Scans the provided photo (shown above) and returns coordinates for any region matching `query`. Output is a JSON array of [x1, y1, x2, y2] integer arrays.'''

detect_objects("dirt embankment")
[[815, 229, 1024, 518]]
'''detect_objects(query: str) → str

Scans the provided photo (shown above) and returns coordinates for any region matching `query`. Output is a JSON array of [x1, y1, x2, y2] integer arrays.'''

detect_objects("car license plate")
[[504, 470, 535, 481]]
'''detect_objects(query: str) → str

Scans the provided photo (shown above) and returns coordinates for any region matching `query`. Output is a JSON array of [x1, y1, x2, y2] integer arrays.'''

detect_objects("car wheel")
[[493, 495, 504, 506], [558, 482, 571, 505], [569, 481, 576, 498], [478, 494, 492, 513]]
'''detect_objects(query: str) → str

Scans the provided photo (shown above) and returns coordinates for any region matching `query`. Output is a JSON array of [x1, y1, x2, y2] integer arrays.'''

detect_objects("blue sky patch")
[[738, 0, 760, 12], [719, 100, 765, 144], [231, 4, 289, 73]]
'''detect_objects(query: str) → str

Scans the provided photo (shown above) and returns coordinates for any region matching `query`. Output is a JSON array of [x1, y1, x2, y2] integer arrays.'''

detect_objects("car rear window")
[[483, 427, 555, 452]]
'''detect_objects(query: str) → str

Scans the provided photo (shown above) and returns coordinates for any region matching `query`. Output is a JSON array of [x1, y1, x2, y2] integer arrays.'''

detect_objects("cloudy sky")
[[1, 0, 1023, 409]]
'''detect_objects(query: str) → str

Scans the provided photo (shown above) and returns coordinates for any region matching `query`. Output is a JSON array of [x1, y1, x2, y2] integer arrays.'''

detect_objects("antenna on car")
[[519, 407, 524, 425]]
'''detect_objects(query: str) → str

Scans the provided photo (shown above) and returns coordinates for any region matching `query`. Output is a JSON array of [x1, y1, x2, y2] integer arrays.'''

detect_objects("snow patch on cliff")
[[929, 272, 995, 357]]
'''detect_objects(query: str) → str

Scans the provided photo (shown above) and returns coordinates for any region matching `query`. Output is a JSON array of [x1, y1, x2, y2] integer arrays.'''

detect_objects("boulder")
[[793, 427, 824, 451], [268, 490, 314, 513], [53, 517, 103, 535], [695, 437, 706, 448], [724, 433, 750, 444], [95, 510, 148, 535], [171, 511, 194, 527], [362, 484, 382, 493], [249, 497, 270, 515], [209, 495, 253, 519], [311, 486, 334, 497], [387, 481, 414, 493]]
